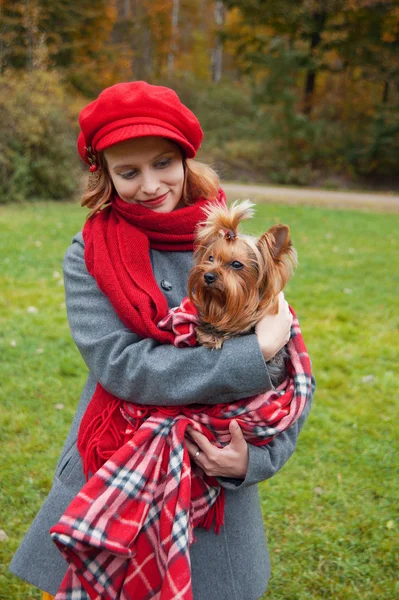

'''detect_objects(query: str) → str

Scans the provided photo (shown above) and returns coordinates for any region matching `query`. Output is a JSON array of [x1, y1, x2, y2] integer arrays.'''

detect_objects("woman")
[[9, 81, 313, 600]]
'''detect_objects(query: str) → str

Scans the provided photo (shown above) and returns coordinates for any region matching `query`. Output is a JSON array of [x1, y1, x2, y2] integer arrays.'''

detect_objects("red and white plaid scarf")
[[50, 300, 313, 600]]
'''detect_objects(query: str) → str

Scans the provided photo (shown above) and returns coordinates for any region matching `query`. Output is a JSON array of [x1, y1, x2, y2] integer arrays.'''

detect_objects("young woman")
[[9, 81, 313, 600]]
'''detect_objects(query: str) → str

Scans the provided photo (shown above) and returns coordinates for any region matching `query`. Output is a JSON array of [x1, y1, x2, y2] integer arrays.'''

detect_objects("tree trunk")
[[382, 80, 389, 104], [24, 0, 39, 72], [168, 0, 179, 78], [123, 0, 130, 18], [211, 0, 224, 83], [128, 0, 152, 80], [303, 11, 327, 116]]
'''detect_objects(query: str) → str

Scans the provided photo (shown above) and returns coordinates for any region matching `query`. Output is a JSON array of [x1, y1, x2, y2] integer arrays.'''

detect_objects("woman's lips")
[[138, 192, 169, 207]]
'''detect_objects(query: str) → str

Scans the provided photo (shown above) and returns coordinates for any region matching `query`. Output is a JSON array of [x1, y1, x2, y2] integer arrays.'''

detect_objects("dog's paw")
[[195, 328, 225, 349]]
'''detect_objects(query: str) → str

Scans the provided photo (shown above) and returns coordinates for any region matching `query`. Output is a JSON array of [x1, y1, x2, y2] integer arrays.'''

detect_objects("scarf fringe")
[[78, 398, 126, 480], [195, 489, 225, 534]]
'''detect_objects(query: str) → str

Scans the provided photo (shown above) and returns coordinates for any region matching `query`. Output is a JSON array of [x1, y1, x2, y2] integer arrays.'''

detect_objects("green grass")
[[1, 201, 398, 599]]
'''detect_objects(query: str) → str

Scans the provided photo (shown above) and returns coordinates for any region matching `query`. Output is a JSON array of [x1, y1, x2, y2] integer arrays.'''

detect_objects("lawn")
[[0, 200, 398, 599]]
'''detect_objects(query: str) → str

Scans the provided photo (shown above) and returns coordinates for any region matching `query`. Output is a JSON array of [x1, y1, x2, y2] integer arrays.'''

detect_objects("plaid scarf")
[[50, 300, 313, 600]]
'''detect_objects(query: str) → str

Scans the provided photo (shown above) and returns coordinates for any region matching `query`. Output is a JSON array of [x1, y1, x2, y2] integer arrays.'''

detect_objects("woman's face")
[[104, 136, 185, 213]]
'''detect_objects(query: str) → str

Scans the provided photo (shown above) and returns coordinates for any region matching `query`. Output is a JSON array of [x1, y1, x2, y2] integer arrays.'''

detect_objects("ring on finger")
[[194, 449, 201, 458]]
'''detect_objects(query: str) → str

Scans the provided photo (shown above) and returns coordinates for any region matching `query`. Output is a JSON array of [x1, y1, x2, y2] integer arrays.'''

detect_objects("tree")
[[0, 0, 118, 93], [224, 0, 349, 115], [224, 0, 399, 115]]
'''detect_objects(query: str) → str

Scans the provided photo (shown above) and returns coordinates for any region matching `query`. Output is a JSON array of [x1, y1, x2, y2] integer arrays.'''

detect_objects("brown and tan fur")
[[188, 200, 297, 353]]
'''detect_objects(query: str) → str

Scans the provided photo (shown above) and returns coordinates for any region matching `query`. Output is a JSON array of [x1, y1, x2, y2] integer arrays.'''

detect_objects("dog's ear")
[[267, 225, 291, 260], [256, 225, 297, 311], [257, 225, 296, 263]]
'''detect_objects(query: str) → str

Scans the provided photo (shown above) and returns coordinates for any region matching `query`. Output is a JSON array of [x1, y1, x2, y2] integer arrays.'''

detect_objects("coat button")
[[160, 279, 173, 291]]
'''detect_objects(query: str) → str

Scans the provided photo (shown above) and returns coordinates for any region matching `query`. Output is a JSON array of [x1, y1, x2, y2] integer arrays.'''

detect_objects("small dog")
[[188, 200, 297, 386]]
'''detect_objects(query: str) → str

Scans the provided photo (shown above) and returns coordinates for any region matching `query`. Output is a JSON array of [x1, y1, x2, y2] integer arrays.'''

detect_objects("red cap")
[[77, 81, 203, 166]]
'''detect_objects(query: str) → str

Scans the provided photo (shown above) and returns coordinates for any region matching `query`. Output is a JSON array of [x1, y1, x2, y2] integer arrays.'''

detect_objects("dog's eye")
[[208, 256, 214, 262], [231, 261, 244, 270]]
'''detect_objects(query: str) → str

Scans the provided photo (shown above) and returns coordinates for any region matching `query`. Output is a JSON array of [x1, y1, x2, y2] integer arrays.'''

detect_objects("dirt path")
[[222, 182, 399, 212]]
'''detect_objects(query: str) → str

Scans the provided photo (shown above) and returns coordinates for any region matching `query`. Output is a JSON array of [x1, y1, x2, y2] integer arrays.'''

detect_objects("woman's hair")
[[81, 148, 220, 219]]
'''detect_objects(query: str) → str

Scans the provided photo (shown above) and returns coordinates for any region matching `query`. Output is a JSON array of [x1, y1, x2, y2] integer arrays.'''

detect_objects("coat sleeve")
[[217, 376, 315, 489], [63, 233, 273, 406]]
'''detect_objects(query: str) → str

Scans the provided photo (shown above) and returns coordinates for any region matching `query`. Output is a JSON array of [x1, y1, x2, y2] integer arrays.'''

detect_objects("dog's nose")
[[204, 272, 217, 285]]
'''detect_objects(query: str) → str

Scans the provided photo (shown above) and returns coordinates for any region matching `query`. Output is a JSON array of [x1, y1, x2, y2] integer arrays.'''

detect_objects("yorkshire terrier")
[[187, 200, 297, 386]]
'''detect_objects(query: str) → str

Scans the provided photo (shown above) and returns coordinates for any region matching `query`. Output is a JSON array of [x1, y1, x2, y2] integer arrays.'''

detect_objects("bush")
[[162, 78, 333, 185], [0, 69, 80, 203], [158, 76, 261, 144], [167, 75, 399, 188], [344, 105, 399, 178]]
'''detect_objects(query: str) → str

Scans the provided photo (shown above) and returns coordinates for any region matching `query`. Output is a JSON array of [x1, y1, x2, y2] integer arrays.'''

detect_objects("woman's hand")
[[185, 421, 249, 479], [255, 292, 292, 362]]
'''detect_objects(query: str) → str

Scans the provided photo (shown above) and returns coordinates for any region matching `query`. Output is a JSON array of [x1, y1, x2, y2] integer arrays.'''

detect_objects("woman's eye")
[[231, 261, 243, 269], [209, 256, 214, 262], [155, 158, 172, 169], [120, 170, 137, 180]]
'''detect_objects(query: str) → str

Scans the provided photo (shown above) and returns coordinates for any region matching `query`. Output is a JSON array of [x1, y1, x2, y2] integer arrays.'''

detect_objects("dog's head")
[[188, 200, 297, 332]]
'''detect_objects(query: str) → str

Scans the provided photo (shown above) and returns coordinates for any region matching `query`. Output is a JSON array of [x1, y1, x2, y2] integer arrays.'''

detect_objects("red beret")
[[77, 81, 203, 166]]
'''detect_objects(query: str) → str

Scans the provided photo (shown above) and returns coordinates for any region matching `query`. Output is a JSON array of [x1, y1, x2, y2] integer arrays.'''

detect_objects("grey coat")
[[9, 231, 313, 600]]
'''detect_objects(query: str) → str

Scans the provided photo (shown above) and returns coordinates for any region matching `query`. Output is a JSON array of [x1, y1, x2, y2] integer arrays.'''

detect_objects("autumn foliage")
[[0, 0, 398, 200]]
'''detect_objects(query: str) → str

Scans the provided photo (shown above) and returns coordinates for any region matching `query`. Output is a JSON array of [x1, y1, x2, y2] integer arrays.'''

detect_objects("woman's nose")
[[140, 172, 160, 195]]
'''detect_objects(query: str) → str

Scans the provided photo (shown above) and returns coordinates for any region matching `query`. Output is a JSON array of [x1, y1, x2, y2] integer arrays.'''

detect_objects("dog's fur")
[[188, 200, 297, 386]]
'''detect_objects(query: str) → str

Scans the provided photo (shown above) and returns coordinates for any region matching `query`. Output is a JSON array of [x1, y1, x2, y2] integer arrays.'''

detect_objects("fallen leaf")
[[314, 486, 324, 496], [0, 529, 9, 542], [10, 339, 17, 347], [55, 403, 65, 410], [27, 306, 38, 314], [362, 375, 374, 384], [386, 520, 395, 530]]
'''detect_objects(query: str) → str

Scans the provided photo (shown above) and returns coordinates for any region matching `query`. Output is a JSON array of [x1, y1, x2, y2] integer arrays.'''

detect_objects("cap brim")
[[95, 123, 196, 158]]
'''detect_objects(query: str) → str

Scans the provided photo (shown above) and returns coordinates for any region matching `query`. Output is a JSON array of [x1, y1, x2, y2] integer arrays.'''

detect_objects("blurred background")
[[1, 0, 399, 205], [1, 2, 399, 599]]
